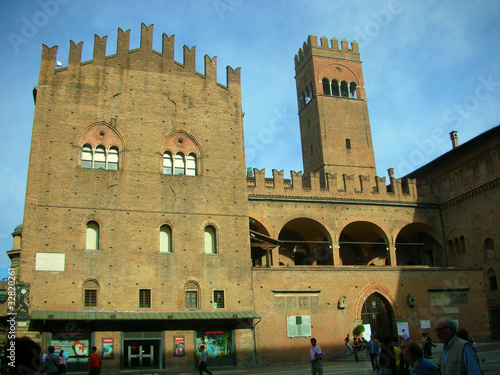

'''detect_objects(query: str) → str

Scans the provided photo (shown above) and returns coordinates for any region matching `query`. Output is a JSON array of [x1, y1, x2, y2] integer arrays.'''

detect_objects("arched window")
[[94, 145, 106, 169], [82, 144, 93, 168], [322, 78, 331, 95], [459, 236, 466, 254], [349, 82, 358, 98], [340, 81, 349, 97], [86, 221, 99, 250], [163, 152, 173, 174], [488, 269, 498, 291], [485, 238, 495, 260], [185, 281, 199, 309], [186, 153, 197, 176], [305, 86, 311, 104], [159, 225, 172, 253], [204, 225, 217, 254], [309, 82, 314, 97], [174, 153, 186, 175], [81, 144, 120, 170], [108, 146, 119, 170], [83, 279, 99, 307], [332, 79, 340, 96]]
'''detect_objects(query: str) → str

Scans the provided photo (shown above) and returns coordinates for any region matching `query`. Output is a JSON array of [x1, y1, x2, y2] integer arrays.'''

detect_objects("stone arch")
[[355, 282, 402, 320]]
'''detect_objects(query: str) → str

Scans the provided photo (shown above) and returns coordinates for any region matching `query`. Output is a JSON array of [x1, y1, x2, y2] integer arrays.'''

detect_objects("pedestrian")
[[345, 333, 352, 356], [402, 341, 436, 374], [352, 337, 359, 362], [88, 346, 102, 375], [434, 317, 481, 374], [309, 337, 323, 375], [46, 345, 59, 375], [198, 344, 213, 375], [368, 334, 380, 371], [58, 349, 67, 375]]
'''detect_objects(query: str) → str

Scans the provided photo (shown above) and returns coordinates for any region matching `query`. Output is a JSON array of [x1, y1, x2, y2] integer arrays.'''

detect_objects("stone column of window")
[[271, 246, 279, 267], [332, 243, 341, 266]]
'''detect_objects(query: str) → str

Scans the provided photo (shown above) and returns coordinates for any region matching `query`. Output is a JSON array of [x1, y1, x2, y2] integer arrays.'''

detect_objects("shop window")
[[139, 289, 151, 308], [214, 290, 225, 309], [86, 221, 99, 250], [159, 225, 172, 253], [204, 226, 217, 254]]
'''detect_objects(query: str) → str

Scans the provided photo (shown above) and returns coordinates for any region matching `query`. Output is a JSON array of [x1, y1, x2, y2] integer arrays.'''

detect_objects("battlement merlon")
[[294, 34, 360, 71], [37, 23, 240, 90]]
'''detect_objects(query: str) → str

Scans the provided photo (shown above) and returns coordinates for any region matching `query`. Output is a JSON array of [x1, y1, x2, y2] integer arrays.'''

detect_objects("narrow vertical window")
[[159, 225, 172, 253], [204, 226, 217, 254], [459, 236, 466, 254], [485, 238, 495, 260], [139, 289, 151, 308], [107, 147, 119, 170], [346, 139, 351, 149], [349, 82, 358, 98], [94, 145, 106, 169], [322, 78, 331, 95], [332, 79, 340, 96], [83, 280, 99, 307], [82, 144, 93, 168], [214, 290, 225, 309], [163, 152, 173, 174], [340, 81, 349, 97], [185, 282, 199, 309], [186, 154, 197, 176], [86, 221, 99, 250], [174, 153, 185, 175], [488, 269, 498, 291]]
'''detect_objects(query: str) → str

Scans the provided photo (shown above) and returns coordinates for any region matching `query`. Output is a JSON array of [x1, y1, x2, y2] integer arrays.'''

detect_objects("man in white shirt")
[[309, 338, 323, 375]]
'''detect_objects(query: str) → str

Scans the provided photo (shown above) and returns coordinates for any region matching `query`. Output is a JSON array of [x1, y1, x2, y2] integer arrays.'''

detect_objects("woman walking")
[[198, 344, 213, 375]]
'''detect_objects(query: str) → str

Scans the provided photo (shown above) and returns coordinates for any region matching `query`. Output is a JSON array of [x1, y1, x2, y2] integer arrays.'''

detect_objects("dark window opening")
[[332, 79, 340, 96], [214, 290, 225, 309], [340, 81, 349, 97], [346, 139, 351, 149], [84, 290, 97, 307], [349, 82, 358, 98], [139, 289, 151, 308], [322, 78, 331, 95]]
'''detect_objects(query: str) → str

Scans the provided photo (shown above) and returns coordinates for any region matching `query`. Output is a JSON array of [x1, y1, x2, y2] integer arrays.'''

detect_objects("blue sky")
[[0, 0, 499, 278]]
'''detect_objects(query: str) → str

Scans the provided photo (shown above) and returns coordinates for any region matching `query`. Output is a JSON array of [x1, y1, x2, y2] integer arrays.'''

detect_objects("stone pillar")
[[332, 243, 342, 266], [388, 245, 397, 266]]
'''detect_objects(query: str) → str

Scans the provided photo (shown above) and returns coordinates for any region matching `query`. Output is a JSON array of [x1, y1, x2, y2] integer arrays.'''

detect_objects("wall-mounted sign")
[[174, 336, 185, 357], [103, 338, 114, 359]]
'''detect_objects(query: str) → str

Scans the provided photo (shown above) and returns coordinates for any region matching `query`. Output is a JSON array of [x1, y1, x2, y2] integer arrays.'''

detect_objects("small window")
[[83, 279, 99, 307], [94, 145, 106, 169], [349, 82, 358, 98], [163, 152, 173, 174], [82, 144, 93, 169], [185, 282, 199, 309], [204, 226, 217, 254], [84, 290, 97, 307], [159, 225, 172, 253], [322, 78, 331, 95], [108, 147, 119, 170], [86, 221, 99, 250], [485, 238, 495, 260], [214, 290, 225, 309], [488, 269, 498, 291], [332, 79, 340, 96], [186, 154, 197, 176], [139, 289, 151, 308], [346, 139, 351, 149], [174, 153, 185, 175], [340, 81, 349, 97]]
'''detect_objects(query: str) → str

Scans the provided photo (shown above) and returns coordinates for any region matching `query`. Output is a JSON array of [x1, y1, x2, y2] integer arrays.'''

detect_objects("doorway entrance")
[[361, 293, 394, 339], [122, 331, 163, 370]]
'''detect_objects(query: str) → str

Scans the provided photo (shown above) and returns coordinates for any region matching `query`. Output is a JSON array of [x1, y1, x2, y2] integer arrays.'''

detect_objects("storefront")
[[29, 310, 260, 372]]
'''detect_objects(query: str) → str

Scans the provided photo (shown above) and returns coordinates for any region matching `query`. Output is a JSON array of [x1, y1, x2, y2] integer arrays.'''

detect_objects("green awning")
[[30, 310, 260, 321]]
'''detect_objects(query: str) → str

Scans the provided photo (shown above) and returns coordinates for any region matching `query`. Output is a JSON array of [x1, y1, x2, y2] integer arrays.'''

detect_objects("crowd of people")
[[339, 316, 483, 374]]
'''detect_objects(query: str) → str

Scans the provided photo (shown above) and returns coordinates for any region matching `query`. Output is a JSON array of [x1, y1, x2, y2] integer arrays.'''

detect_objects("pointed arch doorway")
[[361, 293, 395, 339]]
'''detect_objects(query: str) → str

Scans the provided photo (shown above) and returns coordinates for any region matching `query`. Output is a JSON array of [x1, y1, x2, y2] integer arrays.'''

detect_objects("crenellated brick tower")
[[294, 35, 376, 186]]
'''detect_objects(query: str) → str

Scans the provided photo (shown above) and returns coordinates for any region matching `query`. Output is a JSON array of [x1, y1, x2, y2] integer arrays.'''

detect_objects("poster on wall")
[[397, 322, 410, 338], [174, 336, 185, 357], [102, 338, 114, 359]]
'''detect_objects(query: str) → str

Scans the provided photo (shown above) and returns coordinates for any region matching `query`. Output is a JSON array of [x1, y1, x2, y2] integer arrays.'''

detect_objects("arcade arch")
[[339, 222, 389, 266], [396, 223, 443, 266]]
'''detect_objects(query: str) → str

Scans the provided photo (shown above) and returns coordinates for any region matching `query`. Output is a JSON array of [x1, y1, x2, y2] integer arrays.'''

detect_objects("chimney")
[[450, 131, 459, 149]]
